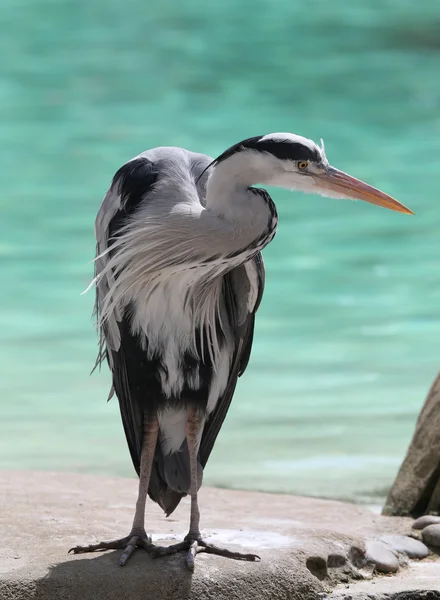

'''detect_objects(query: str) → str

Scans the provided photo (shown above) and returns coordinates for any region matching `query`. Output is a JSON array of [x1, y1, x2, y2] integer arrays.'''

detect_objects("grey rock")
[[421, 524, 440, 548], [383, 371, 440, 517], [380, 534, 430, 559], [412, 515, 440, 530], [365, 540, 400, 573]]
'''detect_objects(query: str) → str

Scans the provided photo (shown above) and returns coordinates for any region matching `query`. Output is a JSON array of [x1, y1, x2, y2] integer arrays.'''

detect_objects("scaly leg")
[[70, 414, 159, 566], [152, 407, 260, 570]]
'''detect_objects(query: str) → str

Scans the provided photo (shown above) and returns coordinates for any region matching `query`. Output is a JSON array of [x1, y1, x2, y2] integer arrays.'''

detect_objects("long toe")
[[69, 536, 132, 554], [69, 531, 154, 566], [152, 537, 260, 570], [119, 534, 144, 566], [198, 540, 260, 562], [186, 540, 199, 571]]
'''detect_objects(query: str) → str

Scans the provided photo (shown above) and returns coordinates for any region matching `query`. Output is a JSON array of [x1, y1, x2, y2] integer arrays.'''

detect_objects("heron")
[[70, 133, 412, 570]]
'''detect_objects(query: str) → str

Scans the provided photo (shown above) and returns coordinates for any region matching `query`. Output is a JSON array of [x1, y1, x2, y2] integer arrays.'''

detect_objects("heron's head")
[[213, 133, 413, 214]]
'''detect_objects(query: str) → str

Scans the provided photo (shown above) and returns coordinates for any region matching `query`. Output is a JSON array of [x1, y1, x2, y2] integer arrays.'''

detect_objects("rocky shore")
[[1, 471, 440, 599]]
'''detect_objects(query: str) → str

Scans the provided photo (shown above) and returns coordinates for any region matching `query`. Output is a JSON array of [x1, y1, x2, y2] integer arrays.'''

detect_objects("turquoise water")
[[2, 0, 440, 504]]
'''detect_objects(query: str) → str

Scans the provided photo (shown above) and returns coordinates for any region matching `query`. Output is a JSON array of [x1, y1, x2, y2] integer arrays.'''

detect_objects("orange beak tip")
[[318, 168, 414, 216], [395, 204, 414, 216]]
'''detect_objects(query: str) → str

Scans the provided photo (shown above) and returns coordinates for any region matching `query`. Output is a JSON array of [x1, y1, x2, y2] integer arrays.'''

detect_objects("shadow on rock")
[[34, 549, 194, 600]]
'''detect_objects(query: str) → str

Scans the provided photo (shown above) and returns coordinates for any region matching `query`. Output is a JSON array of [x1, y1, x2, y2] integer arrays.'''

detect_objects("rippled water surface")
[[2, 0, 440, 503]]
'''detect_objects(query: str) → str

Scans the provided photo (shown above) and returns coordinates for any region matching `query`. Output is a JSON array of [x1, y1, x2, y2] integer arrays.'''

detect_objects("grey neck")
[[205, 152, 277, 225]]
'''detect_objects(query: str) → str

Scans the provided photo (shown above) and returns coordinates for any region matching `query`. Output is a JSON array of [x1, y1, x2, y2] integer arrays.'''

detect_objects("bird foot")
[[69, 529, 156, 566], [152, 537, 260, 571]]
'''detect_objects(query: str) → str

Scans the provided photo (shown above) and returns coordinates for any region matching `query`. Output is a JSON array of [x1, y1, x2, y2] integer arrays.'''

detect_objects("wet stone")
[[365, 540, 400, 574], [412, 515, 440, 530], [380, 535, 429, 559], [421, 524, 440, 548]]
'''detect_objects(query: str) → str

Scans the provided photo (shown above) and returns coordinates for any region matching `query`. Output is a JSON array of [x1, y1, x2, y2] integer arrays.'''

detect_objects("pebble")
[[380, 535, 429, 559], [412, 515, 440, 530], [365, 540, 400, 573], [421, 524, 440, 548]]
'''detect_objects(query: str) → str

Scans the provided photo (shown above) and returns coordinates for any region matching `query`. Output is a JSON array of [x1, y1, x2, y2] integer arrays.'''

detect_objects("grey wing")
[[199, 252, 265, 468], [92, 150, 214, 513], [93, 148, 211, 371]]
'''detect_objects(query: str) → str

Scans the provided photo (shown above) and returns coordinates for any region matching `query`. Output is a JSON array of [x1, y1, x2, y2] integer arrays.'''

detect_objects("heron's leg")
[[130, 414, 159, 534], [185, 406, 202, 541], [69, 414, 159, 566], [152, 408, 260, 570]]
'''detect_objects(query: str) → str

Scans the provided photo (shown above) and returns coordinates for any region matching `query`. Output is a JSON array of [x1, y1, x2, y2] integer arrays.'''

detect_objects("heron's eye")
[[297, 161, 308, 170]]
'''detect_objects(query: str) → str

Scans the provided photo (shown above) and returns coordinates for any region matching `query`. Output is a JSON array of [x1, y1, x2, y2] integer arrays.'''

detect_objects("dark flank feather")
[[199, 256, 264, 469]]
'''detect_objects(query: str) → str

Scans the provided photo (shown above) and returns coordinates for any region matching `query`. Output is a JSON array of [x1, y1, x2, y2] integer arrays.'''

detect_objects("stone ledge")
[[1, 471, 439, 600]]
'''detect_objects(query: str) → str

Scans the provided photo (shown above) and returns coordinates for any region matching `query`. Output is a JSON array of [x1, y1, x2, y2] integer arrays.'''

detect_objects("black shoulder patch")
[[214, 135, 319, 165], [108, 157, 158, 242], [112, 157, 158, 214]]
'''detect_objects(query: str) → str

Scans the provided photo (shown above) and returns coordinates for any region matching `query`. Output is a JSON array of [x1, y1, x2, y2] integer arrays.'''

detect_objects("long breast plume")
[[95, 212, 236, 366]]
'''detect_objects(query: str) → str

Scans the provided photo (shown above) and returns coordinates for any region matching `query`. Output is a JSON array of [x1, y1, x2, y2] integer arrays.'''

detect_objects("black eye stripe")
[[195, 135, 320, 184], [214, 136, 320, 165]]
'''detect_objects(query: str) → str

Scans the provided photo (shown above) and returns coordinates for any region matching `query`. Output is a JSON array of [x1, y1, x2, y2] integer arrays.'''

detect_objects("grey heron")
[[70, 133, 412, 570]]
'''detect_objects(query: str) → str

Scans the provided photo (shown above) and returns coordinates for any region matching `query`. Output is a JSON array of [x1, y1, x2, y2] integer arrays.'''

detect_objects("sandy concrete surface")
[[1, 470, 439, 599]]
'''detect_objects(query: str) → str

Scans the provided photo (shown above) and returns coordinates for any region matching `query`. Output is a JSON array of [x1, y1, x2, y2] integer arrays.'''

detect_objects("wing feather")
[[94, 157, 159, 473]]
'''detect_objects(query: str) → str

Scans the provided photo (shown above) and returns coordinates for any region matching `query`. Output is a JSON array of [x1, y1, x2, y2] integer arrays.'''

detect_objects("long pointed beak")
[[315, 167, 414, 214]]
